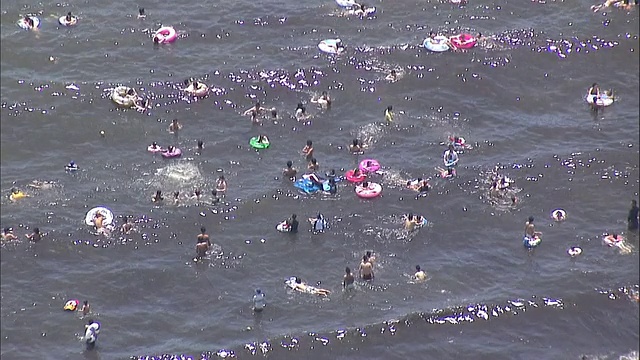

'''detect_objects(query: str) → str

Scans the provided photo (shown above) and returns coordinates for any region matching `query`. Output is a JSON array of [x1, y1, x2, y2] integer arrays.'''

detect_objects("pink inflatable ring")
[[449, 33, 477, 50], [345, 169, 367, 183], [359, 159, 380, 173], [355, 182, 382, 199], [161, 147, 182, 158], [154, 26, 177, 44]]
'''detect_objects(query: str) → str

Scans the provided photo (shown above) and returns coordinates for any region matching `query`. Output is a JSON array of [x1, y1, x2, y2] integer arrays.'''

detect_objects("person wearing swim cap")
[[343, 267, 355, 291], [414, 265, 427, 281], [25, 227, 42, 242], [301, 140, 314, 160], [359, 255, 374, 280], [2, 227, 17, 242], [286, 214, 299, 233], [196, 227, 211, 258], [524, 216, 541, 239], [384, 105, 394, 123], [628, 200, 639, 231], [283, 160, 297, 180], [253, 289, 266, 312]]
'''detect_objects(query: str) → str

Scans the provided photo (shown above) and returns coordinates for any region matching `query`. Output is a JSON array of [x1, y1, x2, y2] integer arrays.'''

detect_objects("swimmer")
[[295, 103, 308, 120], [417, 179, 430, 193], [25, 227, 42, 242], [343, 267, 355, 291], [210, 190, 220, 205], [137, 7, 146, 19], [443, 144, 459, 169], [291, 277, 331, 296], [271, 108, 278, 119], [191, 188, 203, 201], [65, 161, 79, 172], [349, 139, 363, 154], [414, 265, 427, 281], [253, 289, 266, 312], [243, 101, 266, 116], [152, 189, 164, 203], [384, 105, 394, 123], [524, 216, 542, 239], [628, 200, 639, 230], [327, 38, 345, 54], [301, 140, 314, 159], [309, 213, 326, 232], [23, 16, 35, 29], [552, 210, 565, 222], [283, 160, 298, 179], [308, 158, 320, 171], [173, 191, 181, 205], [196, 226, 211, 258], [365, 250, 376, 266], [618, 0, 637, 10], [385, 69, 398, 82], [148, 142, 162, 152], [197, 139, 204, 151], [81, 300, 90, 316], [286, 214, 299, 233], [359, 255, 374, 280], [216, 175, 227, 193], [168, 119, 183, 133], [120, 216, 134, 234], [64, 12, 76, 25], [1, 227, 17, 242], [352, 167, 363, 178], [250, 110, 260, 125], [312, 91, 332, 108], [404, 213, 418, 231], [9, 187, 28, 201], [588, 82, 601, 102], [257, 134, 269, 145]]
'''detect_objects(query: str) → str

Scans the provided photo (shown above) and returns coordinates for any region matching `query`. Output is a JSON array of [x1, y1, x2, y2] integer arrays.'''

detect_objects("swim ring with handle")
[[449, 33, 476, 49], [249, 137, 270, 149], [585, 92, 614, 107], [85, 207, 114, 226], [359, 159, 380, 173], [185, 82, 208, 97], [17, 16, 40, 30], [59, 15, 78, 26], [345, 169, 367, 183], [161, 148, 182, 158], [154, 26, 177, 44], [567, 246, 582, 257], [318, 39, 344, 55], [111, 86, 137, 108], [355, 182, 382, 198], [423, 36, 450, 52], [64, 299, 79, 311]]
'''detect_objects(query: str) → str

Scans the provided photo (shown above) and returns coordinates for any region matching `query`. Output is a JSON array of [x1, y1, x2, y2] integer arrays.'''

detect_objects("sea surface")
[[1, 0, 639, 359]]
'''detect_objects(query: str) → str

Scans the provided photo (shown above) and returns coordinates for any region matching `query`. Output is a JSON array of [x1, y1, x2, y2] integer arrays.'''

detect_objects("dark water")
[[1, 0, 639, 359]]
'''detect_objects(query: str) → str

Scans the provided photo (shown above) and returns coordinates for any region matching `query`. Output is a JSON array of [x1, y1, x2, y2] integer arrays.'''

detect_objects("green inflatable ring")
[[249, 137, 270, 149]]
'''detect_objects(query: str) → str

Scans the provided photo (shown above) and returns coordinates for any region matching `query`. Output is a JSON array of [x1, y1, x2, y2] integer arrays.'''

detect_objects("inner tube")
[[249, 137, 270, 149], [185, 82, 208, 97], [359, 159, 380, 173], [10, 191, 26, 201], [347, 6, 376, 16], [423, 36, 450, 52], [59, 15, 78, 26], [567, 247, 582, 257], [585, 92, 614, 107], [345, 169, 367, 183], [449, 33, 477, 49], [336, 0, 357, 7], [147, 145, 165, 153], [161, 148, 182, 158], [85, 207, 114, 226], [154, 26, 177, 44], [111, 86, 137, 108], [355, 182, 382, 199], [318, 39, 344, 55], [276, 221, 290, 232], [551, 209, 566, 222], [603, 234, 624, 246], [64, 299, 79, 311], [85, 322, 101, 344], [523, 235, 541, 249], [294, 178, 321, 194], [17, 16, 40, 30]]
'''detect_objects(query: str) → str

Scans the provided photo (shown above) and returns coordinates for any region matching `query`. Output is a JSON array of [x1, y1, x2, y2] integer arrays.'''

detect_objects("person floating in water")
[[25, 227, 42, 242], [252, 289, 266, 312], [196, 227, 211, 258], [290, 277, 331, 296], [628, 200, 639, 231], [343, 267, 355, 291], [384, 105, 394, 123], [312, 91, 332, 108], [9, 187, 29, 201], [309, 213, 327, 232], [385, 69, 398, 82]]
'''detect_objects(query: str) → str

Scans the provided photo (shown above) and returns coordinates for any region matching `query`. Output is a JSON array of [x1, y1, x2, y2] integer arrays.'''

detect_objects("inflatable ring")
[[64, 299, 79, 311], [603, 234, 624, 246], [111, 86, 137, 108], [59, 15, 78, 26], [423, 36, 450, 52], [147, 145, 165, 153], [318, 39, 344, 55], [449, 33, 476, 50], [85, 207, 114, 226], [355, 182, 382, 199], [551, 209, 566, 222], [85, 321, 101, 343], [185, 82, 208, 97], [154, 26, 177, 44], [345, 169, 367, 183], [585, 92, 614, 107], [359, 159, 380, 173], [276, 221, 290, 232], [336, 0, 357, 7], [347, 6, 376, 16], [567, 246, 582, 257], [161, 148, 182, 158], [249, 137, 270, 149], [10, 191, 26, 201], [17, 16, 40, 30], [523, 235, 541, 249], [294, 178, 321, 194]]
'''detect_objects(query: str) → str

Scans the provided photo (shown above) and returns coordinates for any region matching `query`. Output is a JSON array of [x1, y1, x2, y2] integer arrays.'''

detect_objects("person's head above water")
[[366, 250, 372, 257], [345, 266, 351, 274], [201, 226, 206, 234], [416, 265, 421, 271], [362, 181, 369, 187], [317, 213, 323, 219], [310, 158, 317, 165], [271, 109, 277, 118], [429, 31, 435, 37], [184, 79, 191, 86], [353, 139, 359, 146], [197, 140, 203, 148], [386, 105, 393, 112], [256, 288, 262, 294], [391, 69, 397, 76], [286, 160, 293, 168], [153, 36, 160, 43], [139, 8, 145, 15], [294, 277, 302, 284], [306, 140, 312, 147], [528, 216, 534, 223], [66, 12, 72, 21], [254, 101, 261, 108], [211, 189, 217, 196], [291, 213, 297, 219], [321, 91, 327, 97]]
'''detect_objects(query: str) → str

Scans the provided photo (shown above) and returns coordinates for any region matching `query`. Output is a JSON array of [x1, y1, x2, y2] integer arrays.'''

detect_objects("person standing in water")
[[81, 300, 91, 316], [25, 227, 42, 242], [359, 255, 374, 280], [524, 216, 542, 239], [384, 105, 394, 123], [301, 140, 314, 160], [252, 289, 266, 312], [414, 265, 427, 281], [629, 200, 639, 231], [343, 267, 355, 291], [196, 227, 211, 258], [283, 160, 298, 179], [286, 214, 299, 233]]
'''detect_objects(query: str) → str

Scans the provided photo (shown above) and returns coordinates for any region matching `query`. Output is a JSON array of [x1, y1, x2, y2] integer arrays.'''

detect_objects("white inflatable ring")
[[423, 36, 450, 52], [59, 16, 78, 26], [85, 207, 114, 226], [585, 92, 614, 107], [551, 209, 566, 222], [17, 16, 40, 30], [567, 246, 582, 256], [318, 39, 344, 55]]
